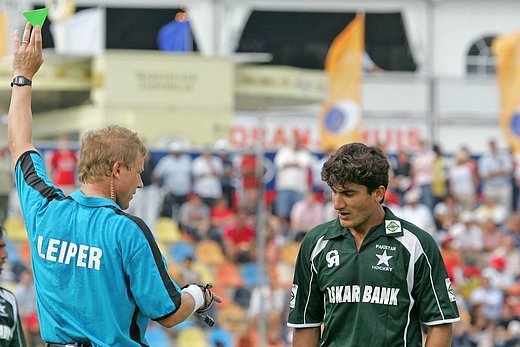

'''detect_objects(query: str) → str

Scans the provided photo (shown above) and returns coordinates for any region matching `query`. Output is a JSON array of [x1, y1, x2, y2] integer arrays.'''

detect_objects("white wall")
[[433, 1, 520, 77]]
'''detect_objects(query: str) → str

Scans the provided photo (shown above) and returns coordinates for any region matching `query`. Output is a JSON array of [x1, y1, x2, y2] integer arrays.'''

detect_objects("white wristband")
[[182, 285, 204, 315]]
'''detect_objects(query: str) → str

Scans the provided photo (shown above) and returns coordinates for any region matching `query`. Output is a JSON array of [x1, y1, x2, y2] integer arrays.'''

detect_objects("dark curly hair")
[[321, 143, 389, 197]]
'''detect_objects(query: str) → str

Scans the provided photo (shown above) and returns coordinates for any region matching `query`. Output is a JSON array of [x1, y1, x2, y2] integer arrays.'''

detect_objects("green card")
[[23, 8, 48, 27]]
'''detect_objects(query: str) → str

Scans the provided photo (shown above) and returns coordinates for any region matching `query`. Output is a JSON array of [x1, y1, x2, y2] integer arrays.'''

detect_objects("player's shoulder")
[[0, 286, 17, 302], [399, 217, 434, 239], [16, 150, 43, 169], [0, 286, 14, 295], [106, 208, 152, 237], [388, 214, 440, 252]]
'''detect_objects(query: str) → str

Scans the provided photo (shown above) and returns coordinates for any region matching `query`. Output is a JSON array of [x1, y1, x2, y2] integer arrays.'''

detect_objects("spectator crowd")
[[1, 135, 520, 347]]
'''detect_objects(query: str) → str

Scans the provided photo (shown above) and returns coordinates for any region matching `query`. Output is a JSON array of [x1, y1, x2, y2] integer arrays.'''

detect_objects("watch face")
[[12, 76, 31, 87]]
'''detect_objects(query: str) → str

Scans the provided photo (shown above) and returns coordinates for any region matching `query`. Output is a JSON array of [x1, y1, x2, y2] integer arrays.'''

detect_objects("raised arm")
[[8, 22, 44, 166]]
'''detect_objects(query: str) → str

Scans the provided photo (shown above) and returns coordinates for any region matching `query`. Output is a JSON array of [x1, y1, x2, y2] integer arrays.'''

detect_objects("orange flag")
[[320, 14, 364, 151], [0, 12, 7, 57], [492, 29, 520, 153]]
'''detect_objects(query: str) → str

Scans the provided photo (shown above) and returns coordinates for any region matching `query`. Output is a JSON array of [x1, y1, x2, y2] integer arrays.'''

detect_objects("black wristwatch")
[[10, 76, 32, 87]]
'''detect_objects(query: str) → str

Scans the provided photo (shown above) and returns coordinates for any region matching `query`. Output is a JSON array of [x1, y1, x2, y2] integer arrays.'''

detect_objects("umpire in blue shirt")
[[7, 22, 221, 347]]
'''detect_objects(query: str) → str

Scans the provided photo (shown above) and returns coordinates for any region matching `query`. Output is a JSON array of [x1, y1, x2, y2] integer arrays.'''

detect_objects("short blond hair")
[[78, 125, 147, 183]]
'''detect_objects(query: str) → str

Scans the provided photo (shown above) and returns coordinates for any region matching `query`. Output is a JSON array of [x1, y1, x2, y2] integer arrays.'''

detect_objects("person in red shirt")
[[439, 234, 464, 285], [208, 196, 236, 247], [47, 134, 78, 195], [222, 209, 255, 263], [239, 149, 259, 215]]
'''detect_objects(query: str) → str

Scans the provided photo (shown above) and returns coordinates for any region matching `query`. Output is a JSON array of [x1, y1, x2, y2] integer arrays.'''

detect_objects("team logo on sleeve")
[[445, 278, 456, 302], [385, 220, 402, 234], [0, 303, 6, 317], [290, 284, 298, 308]]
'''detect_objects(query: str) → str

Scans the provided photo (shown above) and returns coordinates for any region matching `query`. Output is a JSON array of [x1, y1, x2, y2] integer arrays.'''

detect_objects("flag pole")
[[255, 108, 267, 347]]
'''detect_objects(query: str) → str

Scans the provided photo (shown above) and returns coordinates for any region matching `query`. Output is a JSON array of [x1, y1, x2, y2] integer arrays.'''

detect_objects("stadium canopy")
[[55, 0, 429, 70]]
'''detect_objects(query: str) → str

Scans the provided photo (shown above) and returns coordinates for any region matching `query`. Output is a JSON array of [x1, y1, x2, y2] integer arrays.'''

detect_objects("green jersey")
[[0, 287, 26, 347], [287, 207, 459, 347]]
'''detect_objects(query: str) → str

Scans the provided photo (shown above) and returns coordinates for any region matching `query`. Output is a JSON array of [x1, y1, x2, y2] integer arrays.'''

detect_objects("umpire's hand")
[[13, 22, 43, 79]]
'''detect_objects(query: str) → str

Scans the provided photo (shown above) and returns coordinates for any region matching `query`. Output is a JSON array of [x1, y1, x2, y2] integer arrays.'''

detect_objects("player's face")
[[331, 182, 385, 234], [116, 155, 144, 210], [0, 238, 7, 275]]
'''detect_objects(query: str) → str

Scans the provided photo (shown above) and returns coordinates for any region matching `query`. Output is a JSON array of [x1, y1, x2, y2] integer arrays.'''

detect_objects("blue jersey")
[[14, 151, 182, 347]]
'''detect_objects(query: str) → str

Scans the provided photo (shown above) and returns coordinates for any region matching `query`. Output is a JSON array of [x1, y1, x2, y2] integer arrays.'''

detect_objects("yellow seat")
[[153, 217, 181, 244], [177, 327, 208, 347], [280, 241, 301, 266], [217, 304, 247, 333], [3, 217, 28, 242], [155, 241, 172, 264], [274, 262, 295, 288], [195, 239, 225, 266], [191, 261, 215, 284], [167, 261, 183, 284]]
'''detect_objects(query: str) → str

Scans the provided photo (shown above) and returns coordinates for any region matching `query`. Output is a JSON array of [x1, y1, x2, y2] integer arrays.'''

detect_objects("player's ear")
[[374, 185, 386, 203]]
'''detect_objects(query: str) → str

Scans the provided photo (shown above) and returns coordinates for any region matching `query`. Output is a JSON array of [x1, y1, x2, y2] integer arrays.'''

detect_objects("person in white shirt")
[[478, 139, 513, 213], [273, 135, 317, 232], [448, 147, 478, 211], [191, 146, 224, 207], [410, 139, 436, 211], [469, 273, 504, 321], [153, 143, 193, 219], [398, 188, 438, 240], [473, 196, 508, 226], [448, 211, 483, 253]]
